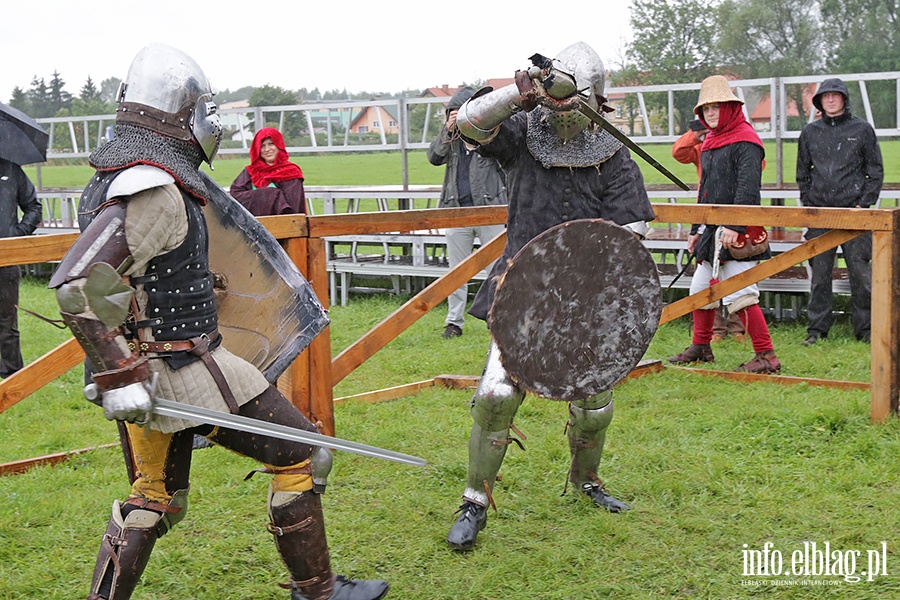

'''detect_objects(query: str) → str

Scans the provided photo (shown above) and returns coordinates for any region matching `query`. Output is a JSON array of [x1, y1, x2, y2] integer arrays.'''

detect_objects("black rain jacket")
[[796, 78, 883, 209], [0, 159, 41, 239]]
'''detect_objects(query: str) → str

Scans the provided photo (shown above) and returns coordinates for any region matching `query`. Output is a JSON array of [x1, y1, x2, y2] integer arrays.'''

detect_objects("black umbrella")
[[0, 102, 49, 165]]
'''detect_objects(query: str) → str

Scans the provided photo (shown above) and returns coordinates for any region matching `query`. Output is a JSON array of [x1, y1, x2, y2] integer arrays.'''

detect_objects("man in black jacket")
[[797, 78, 883, 345], [0, 158, 41, 378]]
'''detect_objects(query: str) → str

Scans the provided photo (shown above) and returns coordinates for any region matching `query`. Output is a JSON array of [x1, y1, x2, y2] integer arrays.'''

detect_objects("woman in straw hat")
[[668, 75, 781, 374]]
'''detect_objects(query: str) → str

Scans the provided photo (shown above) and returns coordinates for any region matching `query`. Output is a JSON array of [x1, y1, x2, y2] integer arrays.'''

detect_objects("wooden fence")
[[0, 203, 897, 449]]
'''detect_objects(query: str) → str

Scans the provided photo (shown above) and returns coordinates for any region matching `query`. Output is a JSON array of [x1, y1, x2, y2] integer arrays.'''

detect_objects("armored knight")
[[446, 41, 656, 550], [50, 44, 388, 600]]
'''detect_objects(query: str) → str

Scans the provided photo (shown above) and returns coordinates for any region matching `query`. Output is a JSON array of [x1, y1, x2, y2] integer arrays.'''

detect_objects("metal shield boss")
[[201, 172, 328, 383], [489, 218, 661, 401]]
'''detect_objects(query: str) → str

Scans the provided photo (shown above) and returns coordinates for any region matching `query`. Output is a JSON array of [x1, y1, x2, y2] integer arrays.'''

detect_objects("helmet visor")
[[191, 93, 222, 164]]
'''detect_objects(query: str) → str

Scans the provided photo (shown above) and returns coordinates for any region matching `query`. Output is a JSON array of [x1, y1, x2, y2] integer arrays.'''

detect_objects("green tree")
[[249, 85, 304, 138], [625, 0, 721, 132], [48, 70, 73, 116], [215, 85, 255, 103], [820, 0, 900, 127], [609, 66, 647, 136], [70, 76, 113, 118], [79, 76, 101, 102], [717, 0, 823, 120], [99, 77, 122, 103], [27, 77, 51, 118], [8, 87, 29, 113]]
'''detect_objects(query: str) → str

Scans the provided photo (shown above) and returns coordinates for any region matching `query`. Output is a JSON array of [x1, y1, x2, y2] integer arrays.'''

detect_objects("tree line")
[[12, 0, 898, 135], [8, 73, 121, 119], [7, 72, 422, 121], [617, 0, 900, 133]]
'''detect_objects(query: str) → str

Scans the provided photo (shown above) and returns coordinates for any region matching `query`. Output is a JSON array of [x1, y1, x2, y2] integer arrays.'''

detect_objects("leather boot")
[[446, 501, 488, 551], [86, 502, 160, 599], [269, 492, 388, 600], [735, 350, 781, 374], [667, 344, 714, 364]]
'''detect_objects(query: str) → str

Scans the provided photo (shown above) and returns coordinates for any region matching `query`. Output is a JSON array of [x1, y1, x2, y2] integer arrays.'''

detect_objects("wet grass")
[[2, 281, 899, 598]]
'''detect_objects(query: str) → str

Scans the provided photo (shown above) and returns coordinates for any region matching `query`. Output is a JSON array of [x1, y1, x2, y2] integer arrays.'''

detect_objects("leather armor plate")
[[489, 218, 660, 400]]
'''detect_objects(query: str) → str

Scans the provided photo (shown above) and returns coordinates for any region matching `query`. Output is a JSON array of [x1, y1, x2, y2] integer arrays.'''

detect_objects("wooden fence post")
[[306, 237, 334, 436], [869, 210, 900, 422], [277, 238, 312, 418]]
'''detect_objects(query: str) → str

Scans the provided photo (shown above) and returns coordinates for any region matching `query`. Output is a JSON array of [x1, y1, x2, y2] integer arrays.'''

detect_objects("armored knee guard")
[[463, 341, 525, 507], [567, 392, 613, 488], [87, 491, 187, 600], [309, 447, 332, 494]]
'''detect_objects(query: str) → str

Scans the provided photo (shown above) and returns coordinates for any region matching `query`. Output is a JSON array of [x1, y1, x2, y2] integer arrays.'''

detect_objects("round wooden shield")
[[489, 219, 661, 400]]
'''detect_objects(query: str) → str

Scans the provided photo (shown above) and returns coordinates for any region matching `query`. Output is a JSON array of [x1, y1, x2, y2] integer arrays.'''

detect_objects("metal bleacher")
[[31, 186, 896, 318], [315, 186, 898, 316], [312, 187, 488, 306]]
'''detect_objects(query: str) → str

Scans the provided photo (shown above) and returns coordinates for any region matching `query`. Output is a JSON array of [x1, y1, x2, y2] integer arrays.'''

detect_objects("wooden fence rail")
[[0, 203, 897, 437]]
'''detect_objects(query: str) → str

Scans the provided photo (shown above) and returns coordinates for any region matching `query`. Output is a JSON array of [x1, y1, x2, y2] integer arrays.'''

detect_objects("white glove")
[[102, 382, 153, 423]]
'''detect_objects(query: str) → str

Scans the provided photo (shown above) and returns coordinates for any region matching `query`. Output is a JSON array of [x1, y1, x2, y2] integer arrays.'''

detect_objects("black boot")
[[270, 492, 388, 600], [291, 576, 389, 600], [446, 501, 487, 551], [581, 482, 630, 513], [86, 502, 160, 599]]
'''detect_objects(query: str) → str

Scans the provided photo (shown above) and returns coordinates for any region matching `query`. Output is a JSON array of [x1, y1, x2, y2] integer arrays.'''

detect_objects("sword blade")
[[577, 100, 690, 191], [150, 398, 426, 466]]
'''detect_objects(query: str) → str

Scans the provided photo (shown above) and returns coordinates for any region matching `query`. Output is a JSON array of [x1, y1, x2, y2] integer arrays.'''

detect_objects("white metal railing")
[[35, 191, 80, 231], [35, 70, 900, 187], [29, 185, 900, 232], [30, 186, 897, 313]]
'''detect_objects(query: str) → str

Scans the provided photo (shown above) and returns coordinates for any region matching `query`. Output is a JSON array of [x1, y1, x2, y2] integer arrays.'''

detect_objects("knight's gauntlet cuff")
[[92, 356, 150, 391], [61, 312, 149, 390]]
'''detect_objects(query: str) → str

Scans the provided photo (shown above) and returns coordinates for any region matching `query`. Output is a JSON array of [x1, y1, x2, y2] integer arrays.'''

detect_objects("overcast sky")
[[2, 2, 634, 103]]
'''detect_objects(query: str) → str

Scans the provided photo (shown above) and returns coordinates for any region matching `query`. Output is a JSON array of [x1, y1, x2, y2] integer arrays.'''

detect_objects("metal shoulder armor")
[[106, 165, 175, 199], [456, 84, 531, 143]]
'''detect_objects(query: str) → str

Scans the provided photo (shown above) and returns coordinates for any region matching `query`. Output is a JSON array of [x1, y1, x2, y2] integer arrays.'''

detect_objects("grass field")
[[1, 276, 899, 599], [23, 139, 900, 191], [3, 141, 900, 598]]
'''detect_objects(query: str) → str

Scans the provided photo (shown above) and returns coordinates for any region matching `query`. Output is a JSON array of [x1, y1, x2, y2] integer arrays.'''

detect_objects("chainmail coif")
[[526, 107, 623, 168], [90, 123, 210, 204]]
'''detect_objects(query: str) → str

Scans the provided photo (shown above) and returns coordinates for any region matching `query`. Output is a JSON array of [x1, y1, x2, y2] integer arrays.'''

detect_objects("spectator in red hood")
[[230, 127, 307, 216]]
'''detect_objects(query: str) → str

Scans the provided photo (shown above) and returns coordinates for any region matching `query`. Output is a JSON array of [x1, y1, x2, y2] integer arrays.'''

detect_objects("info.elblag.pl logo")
[[741, 541, 888, 584]]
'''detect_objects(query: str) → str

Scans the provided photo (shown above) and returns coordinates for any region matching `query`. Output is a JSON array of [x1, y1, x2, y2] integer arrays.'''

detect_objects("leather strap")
[[92, 357, 150, 391], [124, 496, 183, 514], [244, 464, 312, 481], [124, 330, 238, 414], [266, 515, 313, 537], [117, 101, 194, 141], [188, 334, 240, 414], [127, 331, 221, 354]]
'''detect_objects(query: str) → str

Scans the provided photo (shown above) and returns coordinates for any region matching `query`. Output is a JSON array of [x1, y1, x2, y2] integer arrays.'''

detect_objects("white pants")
[[689, 260, 760, 309], [445, 224, 506, 327]]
